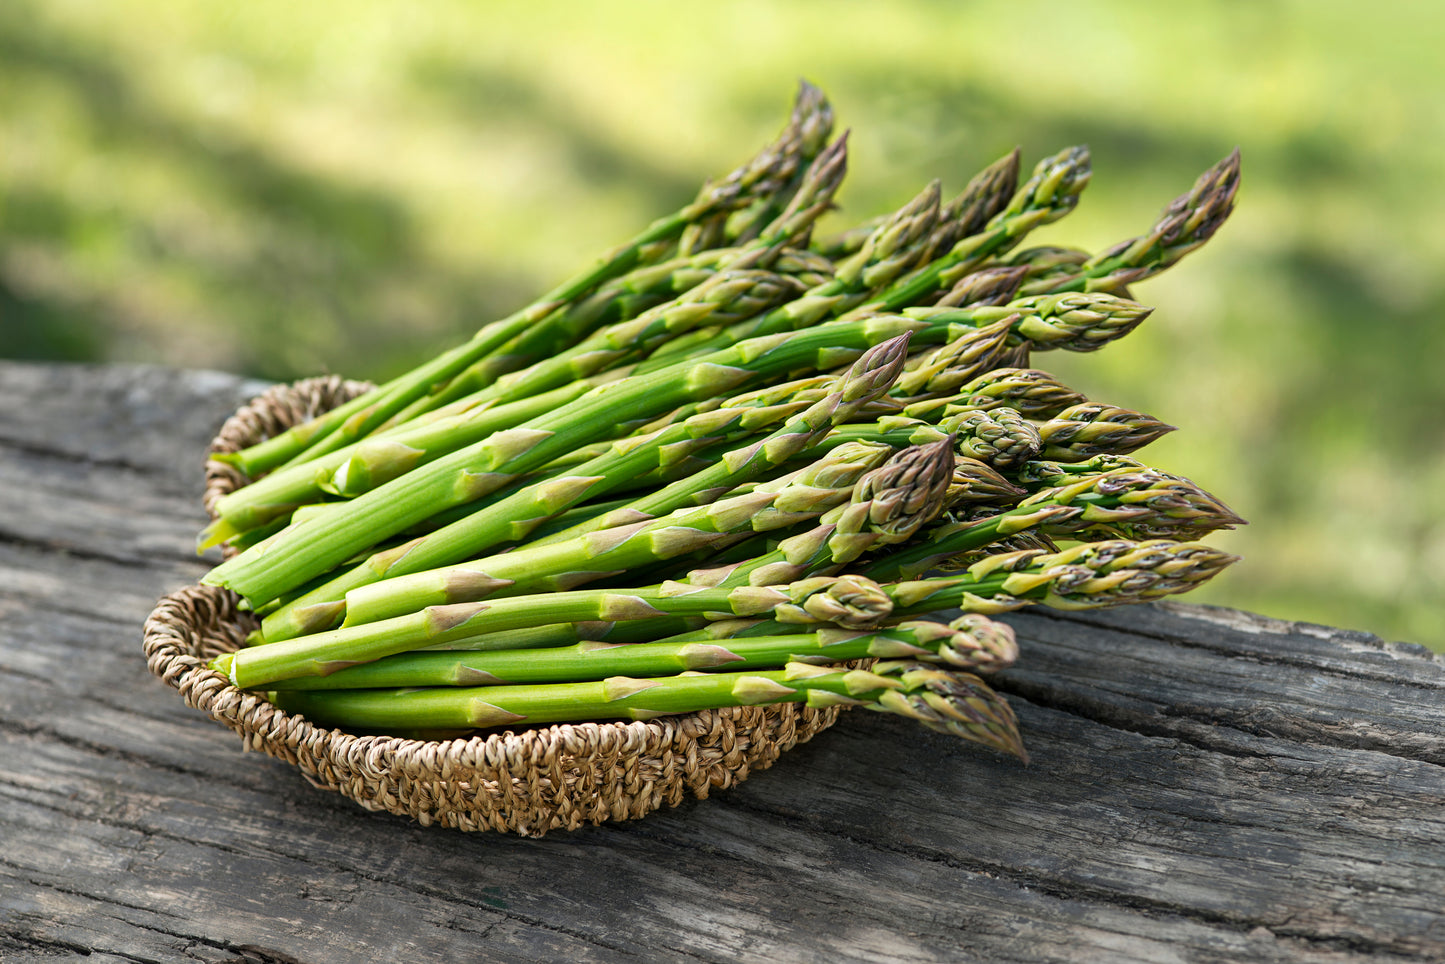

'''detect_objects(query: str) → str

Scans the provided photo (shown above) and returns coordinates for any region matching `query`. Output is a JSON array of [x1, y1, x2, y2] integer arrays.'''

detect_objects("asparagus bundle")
[[199, 84, 1244, 763]]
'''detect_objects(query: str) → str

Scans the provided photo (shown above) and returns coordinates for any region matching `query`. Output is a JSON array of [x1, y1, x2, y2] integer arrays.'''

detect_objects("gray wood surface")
[[2, 360, 1442, 963]]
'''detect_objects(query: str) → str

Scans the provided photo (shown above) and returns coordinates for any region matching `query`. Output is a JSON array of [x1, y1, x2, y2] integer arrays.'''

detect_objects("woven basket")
[[142, 376, 847, 836]]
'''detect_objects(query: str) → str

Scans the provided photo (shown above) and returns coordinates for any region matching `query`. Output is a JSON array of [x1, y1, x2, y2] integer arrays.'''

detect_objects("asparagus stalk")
[[269, 658, 1027, 759], [212, 574, 896, 689], [886, 538, 1239, 616], [264, 616, 1018, 690], [651, 611, 1020, 675]]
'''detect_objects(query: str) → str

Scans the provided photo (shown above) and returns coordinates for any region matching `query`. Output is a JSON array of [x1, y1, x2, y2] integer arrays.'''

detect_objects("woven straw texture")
[[144, 376, 845, 835]]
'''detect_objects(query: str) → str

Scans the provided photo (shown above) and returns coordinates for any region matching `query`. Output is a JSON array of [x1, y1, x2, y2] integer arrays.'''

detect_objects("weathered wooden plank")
[[2, 361, 1443, 964]]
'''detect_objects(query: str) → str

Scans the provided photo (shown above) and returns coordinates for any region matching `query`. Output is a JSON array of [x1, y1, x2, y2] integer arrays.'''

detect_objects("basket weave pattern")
[[143, 376, 845, 835]]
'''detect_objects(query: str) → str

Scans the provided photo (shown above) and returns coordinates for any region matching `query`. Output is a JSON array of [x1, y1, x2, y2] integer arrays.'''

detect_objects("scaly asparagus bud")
[[832, 437, 956, 554], [918, 148, 1024, 264], [933, 265, 1028, 309], [1036, 403, 1177, 461], [940, 409, 1042, 469], [869, 660, 1028, 761], [834, 180, 943, 291], [944, 457, 1028, 507], [893, 318, 1015, 397], [904, 368, 1088, 422]]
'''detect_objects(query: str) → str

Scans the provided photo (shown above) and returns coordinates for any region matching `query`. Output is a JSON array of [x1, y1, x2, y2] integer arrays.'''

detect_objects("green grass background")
[[3, 0, 1442, 646]]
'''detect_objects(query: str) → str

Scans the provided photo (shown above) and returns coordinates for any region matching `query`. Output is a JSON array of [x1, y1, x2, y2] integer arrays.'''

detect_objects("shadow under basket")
[[142, 375, 848, 836]]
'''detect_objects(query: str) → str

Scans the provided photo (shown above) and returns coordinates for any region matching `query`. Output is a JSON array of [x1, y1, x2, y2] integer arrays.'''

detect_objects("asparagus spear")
[[269, 658, 1027, 759], [264, 616, 1018, 690], [887, 538, 1240, 616], [212, 574, 897, 689], [652, 611, 1020, 675]]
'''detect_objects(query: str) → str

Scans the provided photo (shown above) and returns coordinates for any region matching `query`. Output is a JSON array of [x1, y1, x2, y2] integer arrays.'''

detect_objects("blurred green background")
[[3, 0, 1442, 646]]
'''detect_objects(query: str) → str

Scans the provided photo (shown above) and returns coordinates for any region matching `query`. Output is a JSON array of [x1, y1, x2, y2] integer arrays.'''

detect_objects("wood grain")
[[2, 361, 1441, 963]]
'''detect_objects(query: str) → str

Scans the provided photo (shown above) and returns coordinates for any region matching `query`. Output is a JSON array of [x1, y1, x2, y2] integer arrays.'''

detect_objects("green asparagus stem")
[[264, 616, 1018, 690], [268, 658, 1028, 759], [212, 574, 896, 689]]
